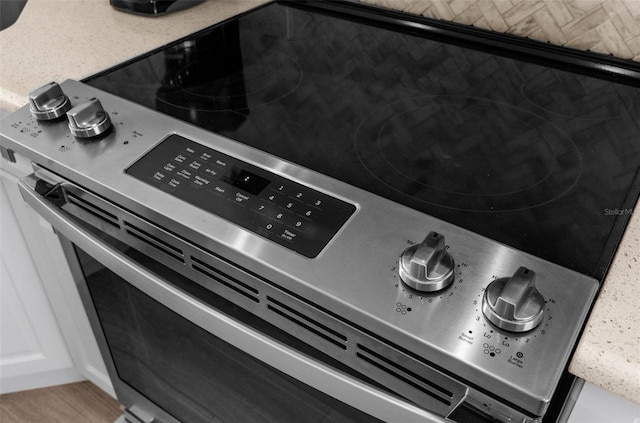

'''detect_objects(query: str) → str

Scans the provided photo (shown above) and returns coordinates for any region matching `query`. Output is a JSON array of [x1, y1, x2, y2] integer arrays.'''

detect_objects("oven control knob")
[[28, 81, 71, 120], [67, 98, 112, 138], [399, 232, 455, 292], [482, 267, 544, 333]]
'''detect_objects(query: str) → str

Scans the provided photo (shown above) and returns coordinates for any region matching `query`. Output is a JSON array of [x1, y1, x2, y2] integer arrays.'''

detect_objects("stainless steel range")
[[2, 1, 639, 422]]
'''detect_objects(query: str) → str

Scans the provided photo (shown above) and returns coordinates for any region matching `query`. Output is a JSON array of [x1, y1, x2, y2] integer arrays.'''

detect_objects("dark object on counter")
[[1, 0, 27, 30], [110, 0, 203, 16]]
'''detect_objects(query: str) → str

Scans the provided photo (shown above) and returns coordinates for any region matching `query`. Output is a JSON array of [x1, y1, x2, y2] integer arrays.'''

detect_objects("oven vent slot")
[[124, 222, 185, 263], [356, 344, 453, 407], [66, 193, 119, 228], [191, 256, 259, 303], [266, 296, 348, 351]]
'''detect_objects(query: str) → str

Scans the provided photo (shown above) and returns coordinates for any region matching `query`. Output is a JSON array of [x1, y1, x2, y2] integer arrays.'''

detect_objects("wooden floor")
[[0, 381, 122, 423]]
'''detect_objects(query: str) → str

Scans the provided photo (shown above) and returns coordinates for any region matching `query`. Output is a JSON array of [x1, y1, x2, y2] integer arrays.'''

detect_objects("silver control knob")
[[482, 267, 544, 333], [67, 98, 112, 138], [28, 81, 71, 120], [399, 232, 455, 292]]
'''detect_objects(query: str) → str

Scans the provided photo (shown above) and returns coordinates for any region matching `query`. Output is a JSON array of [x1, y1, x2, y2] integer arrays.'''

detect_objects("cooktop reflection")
[[85, 1, 640, 280]]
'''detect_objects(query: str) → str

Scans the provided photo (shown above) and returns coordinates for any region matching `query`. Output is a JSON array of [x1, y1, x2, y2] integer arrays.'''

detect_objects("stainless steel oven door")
[[18, 172, 446, 423]]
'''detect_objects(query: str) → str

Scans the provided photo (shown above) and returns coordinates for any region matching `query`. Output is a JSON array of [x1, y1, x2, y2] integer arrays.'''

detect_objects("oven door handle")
[[18, 174, 448, 423]]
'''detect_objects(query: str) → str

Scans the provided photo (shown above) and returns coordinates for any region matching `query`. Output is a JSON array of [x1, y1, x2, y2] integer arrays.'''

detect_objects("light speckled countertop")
[[1, 0, 639, 406], [569, 207, 640, 405]]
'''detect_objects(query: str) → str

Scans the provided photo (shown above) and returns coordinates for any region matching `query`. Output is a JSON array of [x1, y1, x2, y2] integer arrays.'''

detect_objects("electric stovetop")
[[85, 0, 640, 281]]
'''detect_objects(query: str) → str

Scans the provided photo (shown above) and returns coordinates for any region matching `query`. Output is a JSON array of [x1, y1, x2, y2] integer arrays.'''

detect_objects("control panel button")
[[399, 232, 455, 292], [482, 267, 545, 333], [28, 81, 71, 121], [67, 97, 112, 138]]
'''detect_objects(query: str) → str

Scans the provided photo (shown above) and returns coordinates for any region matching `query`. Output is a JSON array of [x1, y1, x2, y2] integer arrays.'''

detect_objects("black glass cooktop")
[[85, 1, 640, 280]]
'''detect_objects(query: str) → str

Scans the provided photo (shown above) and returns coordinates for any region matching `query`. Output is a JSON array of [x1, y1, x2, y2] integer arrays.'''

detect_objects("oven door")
[[18, 172, 445, 423]]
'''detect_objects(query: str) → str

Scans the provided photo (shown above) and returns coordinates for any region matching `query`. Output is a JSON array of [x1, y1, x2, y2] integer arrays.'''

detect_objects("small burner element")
[[158, 47, 303, 112], [354, 95, 582, 212]]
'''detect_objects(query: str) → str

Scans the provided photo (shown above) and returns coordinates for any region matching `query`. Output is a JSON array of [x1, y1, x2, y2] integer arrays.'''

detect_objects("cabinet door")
[[1, 161, 112, 396], [568, 382, 640, 423], [0, 168, 82, 392]]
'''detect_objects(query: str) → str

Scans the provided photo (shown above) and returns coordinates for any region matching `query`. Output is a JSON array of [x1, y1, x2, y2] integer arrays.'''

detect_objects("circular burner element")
[[521, 69, 633, 120], [354, 96, 582, 212], [158, 47, 302, 112]]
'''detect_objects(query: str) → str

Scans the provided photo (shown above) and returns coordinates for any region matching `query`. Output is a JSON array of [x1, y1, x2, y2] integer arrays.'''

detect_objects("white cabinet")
[[568, 382, 640, 423], [0, 165, 80, 392], [0, 153, 112, 396]]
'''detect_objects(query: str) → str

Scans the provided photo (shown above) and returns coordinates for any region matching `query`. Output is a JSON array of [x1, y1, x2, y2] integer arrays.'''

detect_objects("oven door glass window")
[[74, 243, 381, 423]]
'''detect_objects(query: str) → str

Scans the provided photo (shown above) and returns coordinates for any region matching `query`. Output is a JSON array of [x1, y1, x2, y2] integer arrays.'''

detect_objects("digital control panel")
[[126, 134, 356, 257]]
